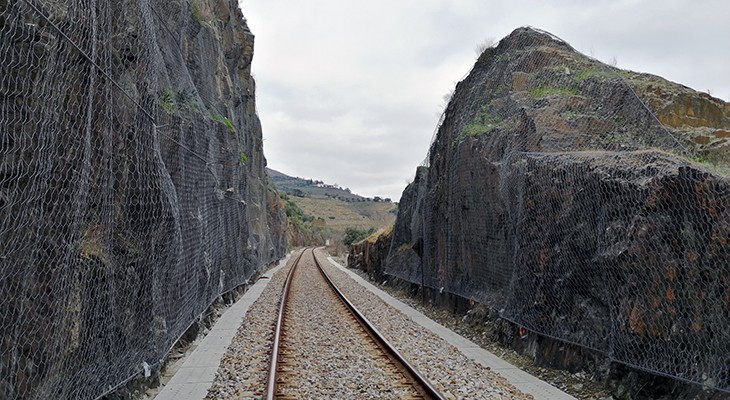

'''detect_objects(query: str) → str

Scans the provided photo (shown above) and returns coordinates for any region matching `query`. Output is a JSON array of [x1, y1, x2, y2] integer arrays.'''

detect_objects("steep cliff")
[[357, 27, 729, 394], [0, 1, 286, 399]]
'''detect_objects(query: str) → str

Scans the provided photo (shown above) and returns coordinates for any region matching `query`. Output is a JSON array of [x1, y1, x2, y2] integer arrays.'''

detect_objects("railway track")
[[265, 248, 446, 399]]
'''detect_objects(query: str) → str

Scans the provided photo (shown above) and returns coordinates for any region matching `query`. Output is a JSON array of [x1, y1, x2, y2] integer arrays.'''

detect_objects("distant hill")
[[267, 168, 396, 253], [267, 168, 393, 203]]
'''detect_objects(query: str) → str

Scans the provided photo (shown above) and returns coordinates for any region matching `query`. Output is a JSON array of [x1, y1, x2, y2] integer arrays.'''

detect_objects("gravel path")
[[205, 248, 533, 399]]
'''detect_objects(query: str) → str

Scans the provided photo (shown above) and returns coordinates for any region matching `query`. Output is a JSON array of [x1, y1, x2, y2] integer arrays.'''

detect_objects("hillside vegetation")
[[269, 168, 396, 253]]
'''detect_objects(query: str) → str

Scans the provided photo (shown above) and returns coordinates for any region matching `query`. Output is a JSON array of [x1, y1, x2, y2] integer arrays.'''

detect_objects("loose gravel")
[[334, 255, 614, 400], [276, 251, 420, 398], [205, 248, 533, 399], [315, 249, 532, 400]]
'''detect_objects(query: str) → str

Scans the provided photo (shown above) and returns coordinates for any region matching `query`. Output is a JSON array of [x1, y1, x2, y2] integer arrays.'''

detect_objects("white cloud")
[[241, 0, 730, 200]]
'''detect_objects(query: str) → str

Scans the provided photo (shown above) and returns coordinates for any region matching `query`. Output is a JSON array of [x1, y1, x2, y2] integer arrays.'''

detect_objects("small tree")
[[475, 37, 496, 56], [343, 227, 376, 246]]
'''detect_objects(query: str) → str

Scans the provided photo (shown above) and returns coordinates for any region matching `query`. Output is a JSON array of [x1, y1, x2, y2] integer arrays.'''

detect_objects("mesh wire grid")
[[0, 0, 285, 398], [385, 27, 730, 393]]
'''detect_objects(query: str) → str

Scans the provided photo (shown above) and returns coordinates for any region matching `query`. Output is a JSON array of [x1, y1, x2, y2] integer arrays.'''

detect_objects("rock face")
[[383, 166, 429, 284], [348, 227, 393, 283], [353, 27, 730, 393], [0, 1, 286, 399]]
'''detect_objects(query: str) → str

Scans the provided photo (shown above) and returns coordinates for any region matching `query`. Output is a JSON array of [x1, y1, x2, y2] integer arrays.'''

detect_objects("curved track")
[[266, 248, 446, 400]]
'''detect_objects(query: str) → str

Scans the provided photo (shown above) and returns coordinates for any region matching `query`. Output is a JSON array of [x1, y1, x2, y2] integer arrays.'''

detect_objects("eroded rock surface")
[[353, 27, 730, 395], [0, 1, 286, 398]]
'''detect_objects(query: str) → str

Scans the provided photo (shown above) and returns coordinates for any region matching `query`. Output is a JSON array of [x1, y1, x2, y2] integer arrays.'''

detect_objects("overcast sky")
[[239, 0, 729, 201]]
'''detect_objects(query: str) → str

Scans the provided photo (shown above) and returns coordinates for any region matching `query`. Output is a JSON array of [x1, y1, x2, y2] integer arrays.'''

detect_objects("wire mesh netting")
[[386, 27, 730, 392], [0, 0, 285, 398]]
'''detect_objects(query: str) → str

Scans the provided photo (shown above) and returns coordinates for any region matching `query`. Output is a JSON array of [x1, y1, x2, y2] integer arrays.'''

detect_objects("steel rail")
[[311, 248, 447, 400], [265, 249, 305, 400]]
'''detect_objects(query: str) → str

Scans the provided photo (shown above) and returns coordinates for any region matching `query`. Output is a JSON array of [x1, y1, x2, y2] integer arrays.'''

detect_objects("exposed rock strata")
[[0, 1, 286, 398], [348, 228, 393, 283], [351, 27, 729, 395]]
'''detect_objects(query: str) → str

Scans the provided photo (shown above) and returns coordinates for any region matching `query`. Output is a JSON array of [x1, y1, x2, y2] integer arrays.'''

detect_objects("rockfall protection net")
[[0, 1, 281, 399], [386, 27, 729, 392]]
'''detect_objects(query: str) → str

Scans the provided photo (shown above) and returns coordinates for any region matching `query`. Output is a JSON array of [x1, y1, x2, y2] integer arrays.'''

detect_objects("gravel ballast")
[[205, 248, 533, 399], [275, 250, 420, 398]]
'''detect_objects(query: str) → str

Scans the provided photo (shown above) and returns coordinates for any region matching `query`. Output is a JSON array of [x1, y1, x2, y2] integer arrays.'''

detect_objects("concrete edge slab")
[[155, 253, 292, 400], [325, 256, 577, 400]]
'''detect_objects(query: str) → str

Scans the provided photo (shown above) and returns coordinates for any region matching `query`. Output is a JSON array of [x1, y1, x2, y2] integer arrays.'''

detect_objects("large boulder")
[[377, 26, 729, 392]]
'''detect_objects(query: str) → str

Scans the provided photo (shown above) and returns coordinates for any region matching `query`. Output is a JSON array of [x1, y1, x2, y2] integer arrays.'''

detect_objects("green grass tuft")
[[192, 0, 204, 26], [452, 105, 504, 149], [158, 89, 175, 112], [209, 112, 235, 133], [224, 117, 235, 133], [464, 106, 501, 135], [158, 88, 203, 113]]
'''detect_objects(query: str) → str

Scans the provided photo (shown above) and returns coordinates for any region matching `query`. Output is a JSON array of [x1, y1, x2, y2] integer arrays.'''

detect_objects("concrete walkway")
[[155, 253, 291, 400], [156, 251, 574, 400], [325, 256, 576, 400]]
